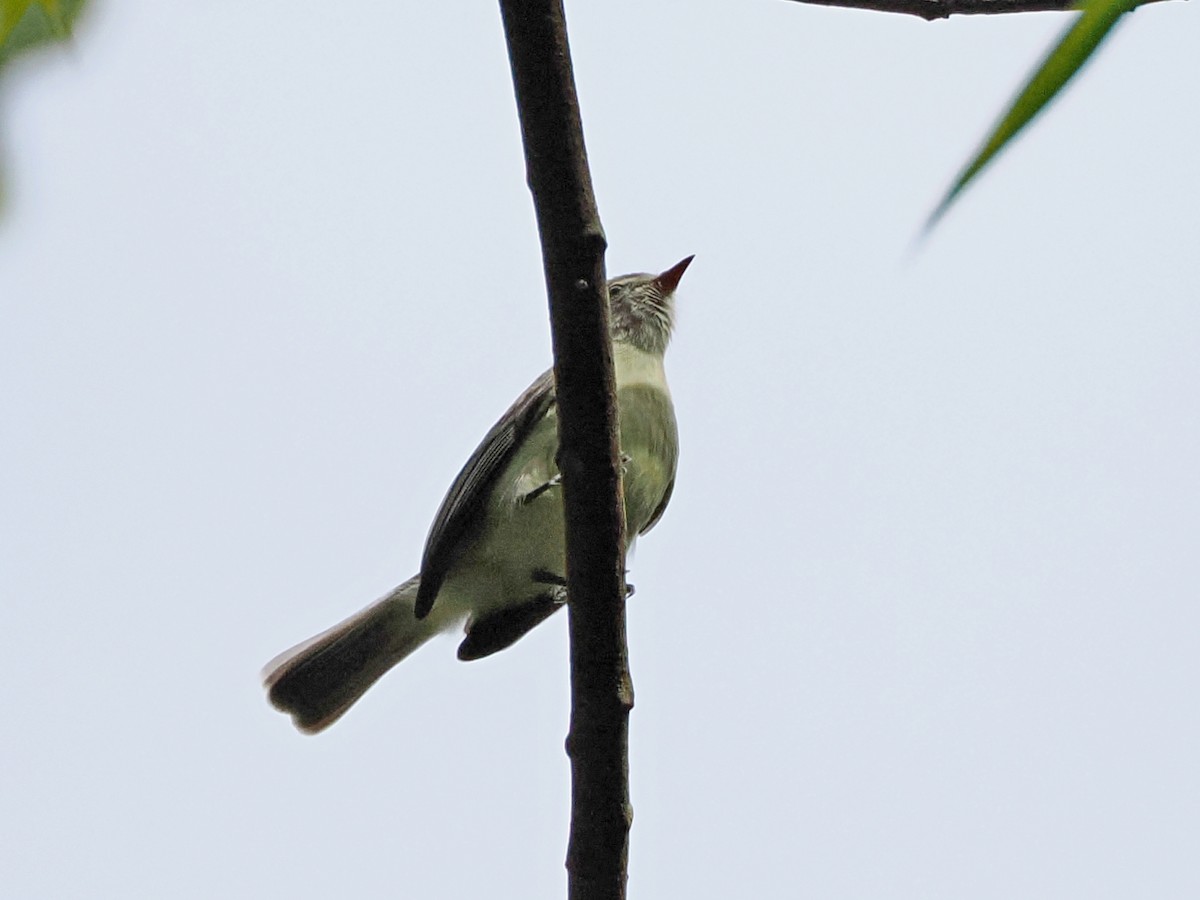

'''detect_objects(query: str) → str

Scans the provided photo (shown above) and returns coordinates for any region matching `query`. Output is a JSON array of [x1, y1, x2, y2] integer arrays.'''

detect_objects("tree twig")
[[783, 0, 1172, 21], [498, 2, 632, 899]]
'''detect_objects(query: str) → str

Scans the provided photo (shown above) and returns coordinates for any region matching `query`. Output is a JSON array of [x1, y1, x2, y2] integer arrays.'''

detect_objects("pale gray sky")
[[2, 2, 1198, 898]]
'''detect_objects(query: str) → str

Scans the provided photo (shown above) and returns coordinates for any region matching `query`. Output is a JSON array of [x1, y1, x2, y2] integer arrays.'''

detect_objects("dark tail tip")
[[265, 614, 396, 734]]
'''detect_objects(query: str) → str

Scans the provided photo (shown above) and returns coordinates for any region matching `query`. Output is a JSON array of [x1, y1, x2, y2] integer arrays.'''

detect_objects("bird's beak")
[[654, 255, 695, 294]]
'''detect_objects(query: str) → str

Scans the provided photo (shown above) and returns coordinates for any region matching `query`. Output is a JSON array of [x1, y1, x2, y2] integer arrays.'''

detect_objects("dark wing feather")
[[414, 369, 556, 618]]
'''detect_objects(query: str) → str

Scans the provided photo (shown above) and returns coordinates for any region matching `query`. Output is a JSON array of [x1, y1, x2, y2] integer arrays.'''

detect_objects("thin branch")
[[498, 3, 632, 900], [783, 0, 1173, 21]]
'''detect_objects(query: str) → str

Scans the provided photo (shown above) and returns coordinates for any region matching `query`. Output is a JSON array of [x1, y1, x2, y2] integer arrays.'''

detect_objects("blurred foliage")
[[1, 0, 87, 70], [928, 0, 1141, 230], [0, 0, 88, 210]]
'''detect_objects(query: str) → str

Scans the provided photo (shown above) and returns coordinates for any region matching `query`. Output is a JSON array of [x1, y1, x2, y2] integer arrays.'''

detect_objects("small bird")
[[263, 257, 691, 733]]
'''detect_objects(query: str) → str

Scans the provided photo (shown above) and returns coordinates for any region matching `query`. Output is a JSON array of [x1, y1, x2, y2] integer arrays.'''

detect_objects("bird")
[[263, 256, 691, 733]]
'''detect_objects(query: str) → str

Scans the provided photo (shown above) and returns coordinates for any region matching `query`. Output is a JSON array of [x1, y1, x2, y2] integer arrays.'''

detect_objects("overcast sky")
[[2, 2, 1198, 898]]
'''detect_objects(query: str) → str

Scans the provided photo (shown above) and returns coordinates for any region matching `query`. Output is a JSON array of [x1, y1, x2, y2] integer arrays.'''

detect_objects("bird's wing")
[[414, 368, 557, 618]]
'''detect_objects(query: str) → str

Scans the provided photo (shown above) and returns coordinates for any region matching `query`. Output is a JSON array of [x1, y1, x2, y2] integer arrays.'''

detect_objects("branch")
[[498, 3, 632, 900], [783, 0, 1171, 21]]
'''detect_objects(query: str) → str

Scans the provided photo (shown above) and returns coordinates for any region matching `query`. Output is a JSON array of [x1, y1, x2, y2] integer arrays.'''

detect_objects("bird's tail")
[[263, 575, 440, 733]]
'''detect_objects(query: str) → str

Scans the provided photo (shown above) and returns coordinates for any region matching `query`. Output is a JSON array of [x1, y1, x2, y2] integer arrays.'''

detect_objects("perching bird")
[[263, 256, 691, 733]]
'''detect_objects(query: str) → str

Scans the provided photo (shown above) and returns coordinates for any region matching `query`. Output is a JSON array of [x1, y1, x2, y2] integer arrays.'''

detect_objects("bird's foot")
[[520, 474, 562, 505]]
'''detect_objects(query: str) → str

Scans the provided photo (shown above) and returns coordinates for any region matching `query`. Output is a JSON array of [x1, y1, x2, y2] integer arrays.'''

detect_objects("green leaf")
[[0, 0, 87, 211], [0, 0, 88, 71], [925, 0, 1138, 232]]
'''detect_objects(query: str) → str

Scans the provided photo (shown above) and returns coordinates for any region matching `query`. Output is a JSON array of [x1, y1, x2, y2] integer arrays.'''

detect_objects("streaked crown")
[[607, 256, 693, 356]]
